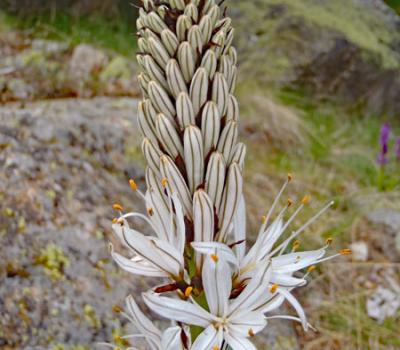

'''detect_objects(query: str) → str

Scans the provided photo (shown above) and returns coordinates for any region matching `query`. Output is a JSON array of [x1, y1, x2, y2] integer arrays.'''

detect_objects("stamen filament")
[[119, 212, 158, 233], [277, 203, 305, 255], [258, 177, 291, 235], [268, 201, 334, 259]]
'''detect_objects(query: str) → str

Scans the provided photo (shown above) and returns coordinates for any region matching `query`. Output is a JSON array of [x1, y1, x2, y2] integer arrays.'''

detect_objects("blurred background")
[[0, 0, 399, 349]]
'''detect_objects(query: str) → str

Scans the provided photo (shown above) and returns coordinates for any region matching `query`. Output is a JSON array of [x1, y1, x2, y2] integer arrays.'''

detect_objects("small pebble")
[[350, 241, 369, 261]]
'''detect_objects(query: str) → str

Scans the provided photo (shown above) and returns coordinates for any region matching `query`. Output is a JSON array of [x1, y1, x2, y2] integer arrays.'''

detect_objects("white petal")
[[193, 190, 214, 243], [228, 310, 267, 337], [112, 221, 130, 248], [184, 125, 204, 193], [191, 242, 238, 267], [233, 195, 246, 263], [160, 155, 193, 219], [125, 295, 162, 343], [277, 288, 308, 330], [224, 333, 257, 350], [191, 325, 223, 350], [143, 292, 214, 328], [241, 218, 283, 268], [146, 189, 171, 243], [121, 226, 183, 277], [272, 249, 326, 274], [203, 254, 232, 317], [161, 327, 184, 350], [193, 190, 215, 271], [229, 260, 272, 314], [271, 273, 307, 288], [142, 138, 163, 179], [111, 245, 168, 278], [205, 151, 226, 211], [151, 238, 184, 272], [171, 192, 186, 255], [256, 294, 285, 314], [201, 101, 221, 156], [218, 163, 242, 241]]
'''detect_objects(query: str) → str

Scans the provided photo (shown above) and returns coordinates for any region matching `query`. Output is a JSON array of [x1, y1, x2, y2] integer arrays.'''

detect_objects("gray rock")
[[69, 44, 108, 81], [7, 78, 32, 99], [367, 285, 400, 323], [31, 39, 69, 55], [255, 317, 300, 350], [367, 209, 400, 260], [0, 97, 144, 348], [350, 241, 369, 262], [368, 209, 400, 232]]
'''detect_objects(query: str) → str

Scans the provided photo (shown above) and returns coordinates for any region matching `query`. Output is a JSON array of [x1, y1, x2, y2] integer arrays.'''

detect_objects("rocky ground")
[[0, 98, 146, 349], [0, 98, 301, 350], [0, 34, 139, 102]]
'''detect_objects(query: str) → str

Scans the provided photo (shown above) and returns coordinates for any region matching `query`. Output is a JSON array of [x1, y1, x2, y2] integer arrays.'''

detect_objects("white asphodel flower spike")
[[106, 1, 351, 349]]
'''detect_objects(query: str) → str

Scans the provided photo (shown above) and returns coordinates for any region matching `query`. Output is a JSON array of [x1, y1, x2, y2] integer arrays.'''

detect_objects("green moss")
[[385, 0, 400, 14], [35, 244, 70, 280], [100, 56, 132, 81], [51, 345, 65, 350], [83, 304, 100, 329], [112, 328, 131, 347]]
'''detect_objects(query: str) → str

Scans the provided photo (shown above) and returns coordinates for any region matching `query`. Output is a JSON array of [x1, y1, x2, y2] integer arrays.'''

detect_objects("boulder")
[[69, 44, 108, 81], [367, 209, 400, 261], [231, 0, 400, 117]]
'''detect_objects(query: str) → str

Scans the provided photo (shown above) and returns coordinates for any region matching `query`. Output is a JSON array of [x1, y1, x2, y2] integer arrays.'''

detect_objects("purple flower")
[[377, 123, 391, 166], [396, 137, 400, 162], [380, 123, 391, 147]]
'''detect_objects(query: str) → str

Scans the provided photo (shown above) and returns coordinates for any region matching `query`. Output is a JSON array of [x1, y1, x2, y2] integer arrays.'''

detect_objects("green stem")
[[378, 165, 385, 191], [190, 325, 204, 343]]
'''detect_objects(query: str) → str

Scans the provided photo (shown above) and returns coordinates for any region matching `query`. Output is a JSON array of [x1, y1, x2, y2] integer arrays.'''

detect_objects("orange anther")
[[307, 265, 316, 273], [129, 179, 138, 191], [113, 204, 123, 211], [292, 240, 301, 251], [301, 195, 311, 205], [340, 249, 352, 256], [211, 254, 219, 263], [184, 286, 193, 297], [270, 284, 279, 293]]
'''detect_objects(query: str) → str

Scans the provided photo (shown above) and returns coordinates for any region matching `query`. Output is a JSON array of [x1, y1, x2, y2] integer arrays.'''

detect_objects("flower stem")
[[378, 165, 385, 191]]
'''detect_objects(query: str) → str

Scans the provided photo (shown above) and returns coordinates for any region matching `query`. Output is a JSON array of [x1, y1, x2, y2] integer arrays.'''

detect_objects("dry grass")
[[240, 89, 400, 349], [239, 93, 308, 151]]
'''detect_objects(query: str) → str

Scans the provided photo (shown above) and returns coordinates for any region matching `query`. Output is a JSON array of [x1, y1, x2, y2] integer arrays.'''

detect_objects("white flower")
[[190, 177, 350, 330], [143, 255, 274, 350], [110, 187, 186, 279], [99, 295, 189, 350]]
